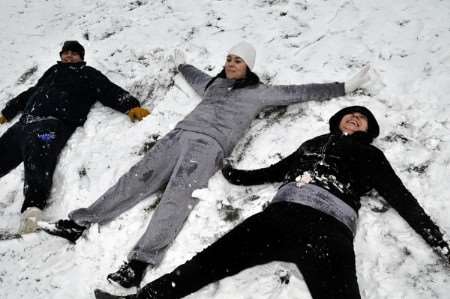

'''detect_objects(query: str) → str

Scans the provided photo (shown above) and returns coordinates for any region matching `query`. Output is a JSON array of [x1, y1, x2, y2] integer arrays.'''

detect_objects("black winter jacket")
[[223, 132, 450, 260], [1, 62, 140, 128]]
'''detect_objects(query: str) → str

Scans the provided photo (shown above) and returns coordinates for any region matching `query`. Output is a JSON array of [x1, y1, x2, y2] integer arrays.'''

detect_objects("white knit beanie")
[[228, 41, 256, 70]]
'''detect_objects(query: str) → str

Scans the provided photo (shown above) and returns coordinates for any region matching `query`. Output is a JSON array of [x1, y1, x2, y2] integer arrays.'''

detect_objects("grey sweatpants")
[[69, 129, 224, 266]]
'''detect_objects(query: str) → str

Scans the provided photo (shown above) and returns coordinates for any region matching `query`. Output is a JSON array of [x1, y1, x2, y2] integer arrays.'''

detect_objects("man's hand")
[[344, 65, 371, 94], [128, 107, 150, 122], [0, 115, 8, 124]]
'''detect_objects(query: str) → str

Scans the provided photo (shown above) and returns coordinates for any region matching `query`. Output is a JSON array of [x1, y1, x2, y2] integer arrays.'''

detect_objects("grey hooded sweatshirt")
[[175, 64, 346, 155]]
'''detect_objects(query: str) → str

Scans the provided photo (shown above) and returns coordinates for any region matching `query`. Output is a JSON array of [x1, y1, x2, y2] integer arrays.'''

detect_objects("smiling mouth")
[[347, 120, 359, 127]]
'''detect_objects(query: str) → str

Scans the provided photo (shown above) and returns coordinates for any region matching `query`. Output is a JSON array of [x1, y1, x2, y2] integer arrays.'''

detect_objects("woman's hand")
[[344, 65, 371, 93], [172, 49, 186, 67]]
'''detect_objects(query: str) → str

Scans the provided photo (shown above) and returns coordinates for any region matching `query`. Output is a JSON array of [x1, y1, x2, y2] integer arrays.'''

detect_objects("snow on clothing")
[[0, 61, 140, 212], [0, 119, 73, 212], [133, 202, 360, 299], [69, 63, 346, 267], [1, 61, 140, 127], [272, 182, 358, 234], [70, 130, 224, 264], [127, 106, 450, 299], [223, 107, 450, 256]]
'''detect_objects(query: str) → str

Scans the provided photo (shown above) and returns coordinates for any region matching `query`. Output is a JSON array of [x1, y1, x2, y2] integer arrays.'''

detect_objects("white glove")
[[172, 49, 186, 67], [345, 65, 371, 93]]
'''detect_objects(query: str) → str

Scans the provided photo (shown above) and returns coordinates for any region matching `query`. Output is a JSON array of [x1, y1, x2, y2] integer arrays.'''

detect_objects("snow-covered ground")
[[1, 0, 449, 298]]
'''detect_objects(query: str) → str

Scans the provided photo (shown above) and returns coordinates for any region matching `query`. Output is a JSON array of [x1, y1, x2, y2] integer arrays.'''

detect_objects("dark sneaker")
[[107, 261, 147, 288], [39, 219, 86, 243], [94, 289, 137, 299]]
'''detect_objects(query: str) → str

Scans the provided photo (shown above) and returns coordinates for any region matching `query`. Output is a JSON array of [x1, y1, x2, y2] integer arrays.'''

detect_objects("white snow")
[[1, 0, 450, 298]]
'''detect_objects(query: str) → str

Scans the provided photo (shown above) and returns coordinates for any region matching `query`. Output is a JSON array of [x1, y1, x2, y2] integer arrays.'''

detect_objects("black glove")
[[222, 161, 248, 185], [222, 159, 235, 179], [221, 159, 272, 186]]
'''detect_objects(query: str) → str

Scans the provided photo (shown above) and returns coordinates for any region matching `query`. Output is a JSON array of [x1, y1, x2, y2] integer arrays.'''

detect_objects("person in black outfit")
[[95, 105, 450, 299], [0, 41, 150, 234]]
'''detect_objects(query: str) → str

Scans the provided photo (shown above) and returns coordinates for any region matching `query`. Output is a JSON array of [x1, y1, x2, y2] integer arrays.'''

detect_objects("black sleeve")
[[371, 149, 450, 261], [1, 66, 55, 120], [88, 68, 140, 113], [222, 147, 304, 186]]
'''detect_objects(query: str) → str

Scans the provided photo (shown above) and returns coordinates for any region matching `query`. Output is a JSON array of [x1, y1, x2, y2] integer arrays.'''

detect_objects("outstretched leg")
[[21, 120, 73, 212], [0, 123, 23, 179], [69, 130, 182, 226], [295, 230, 360, 299], [136, 203, 360, 299], [136, 204, 293, 299], [127, 132, 224, 266]]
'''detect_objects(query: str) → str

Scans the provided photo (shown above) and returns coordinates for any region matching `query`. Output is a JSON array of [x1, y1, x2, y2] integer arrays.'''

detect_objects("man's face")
[[60, 50, 83, 64], [339, 112, 369, 135], [224, 54, 247, 80]]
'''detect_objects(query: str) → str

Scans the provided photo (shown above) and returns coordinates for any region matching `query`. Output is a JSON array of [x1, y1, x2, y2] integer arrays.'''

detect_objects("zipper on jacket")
[[315, 134, 334, 170]]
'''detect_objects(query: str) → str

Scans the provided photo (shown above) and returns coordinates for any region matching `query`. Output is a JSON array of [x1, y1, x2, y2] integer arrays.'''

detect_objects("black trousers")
[[138, 202, 361, 299], [0, 119, 74, 212]]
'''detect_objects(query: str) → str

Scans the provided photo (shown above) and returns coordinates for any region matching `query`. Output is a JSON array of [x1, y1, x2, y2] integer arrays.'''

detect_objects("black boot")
[[107, 260, 148, 288], [39, 219, 86, 243], [94, 289, 137, 299]]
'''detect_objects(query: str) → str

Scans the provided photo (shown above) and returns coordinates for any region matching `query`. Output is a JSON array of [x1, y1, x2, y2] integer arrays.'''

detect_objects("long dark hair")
[[204, 66, 260, 91]]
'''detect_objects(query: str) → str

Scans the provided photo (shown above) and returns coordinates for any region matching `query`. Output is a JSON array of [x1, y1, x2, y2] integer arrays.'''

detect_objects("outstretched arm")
[[259, 65, 374, 107], [178, 64, 212, 96], [371, 150, 450, 262], [1, 66, 56, 121], [88, 68, 142, 115], [222, 147, 304, 186], [171, 49, 212, 96], [260, 82, 345, 107], [1, 87, 36, 121]]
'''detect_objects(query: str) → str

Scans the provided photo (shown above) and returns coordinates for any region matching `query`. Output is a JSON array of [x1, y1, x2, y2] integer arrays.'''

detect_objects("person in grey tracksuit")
[[41, 41, 372, 288]]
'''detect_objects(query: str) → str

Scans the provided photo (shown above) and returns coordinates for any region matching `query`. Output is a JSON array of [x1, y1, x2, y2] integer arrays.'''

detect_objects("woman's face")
[[225, 54, 247, 80], [339, 112, 369, 135]]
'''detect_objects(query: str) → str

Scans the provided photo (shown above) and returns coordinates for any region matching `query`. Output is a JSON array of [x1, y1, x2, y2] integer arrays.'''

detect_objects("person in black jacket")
[[94, 105, 450, 299], [0, 41, 150, 234]]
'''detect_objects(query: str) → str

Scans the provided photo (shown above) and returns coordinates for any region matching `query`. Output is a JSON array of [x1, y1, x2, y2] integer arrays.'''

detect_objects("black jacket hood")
[[329, 106, 380, 144]]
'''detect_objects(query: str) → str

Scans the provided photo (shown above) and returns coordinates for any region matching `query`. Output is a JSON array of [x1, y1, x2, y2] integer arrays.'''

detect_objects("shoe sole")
[[94, 289, 129, 299], [107, 276, 139, 289], [37, 221, 81, 244]]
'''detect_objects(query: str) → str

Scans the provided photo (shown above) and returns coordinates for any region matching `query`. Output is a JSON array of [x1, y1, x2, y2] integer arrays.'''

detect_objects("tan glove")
[[0, 115, 8, 124], [128, 107, 150, 122]]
